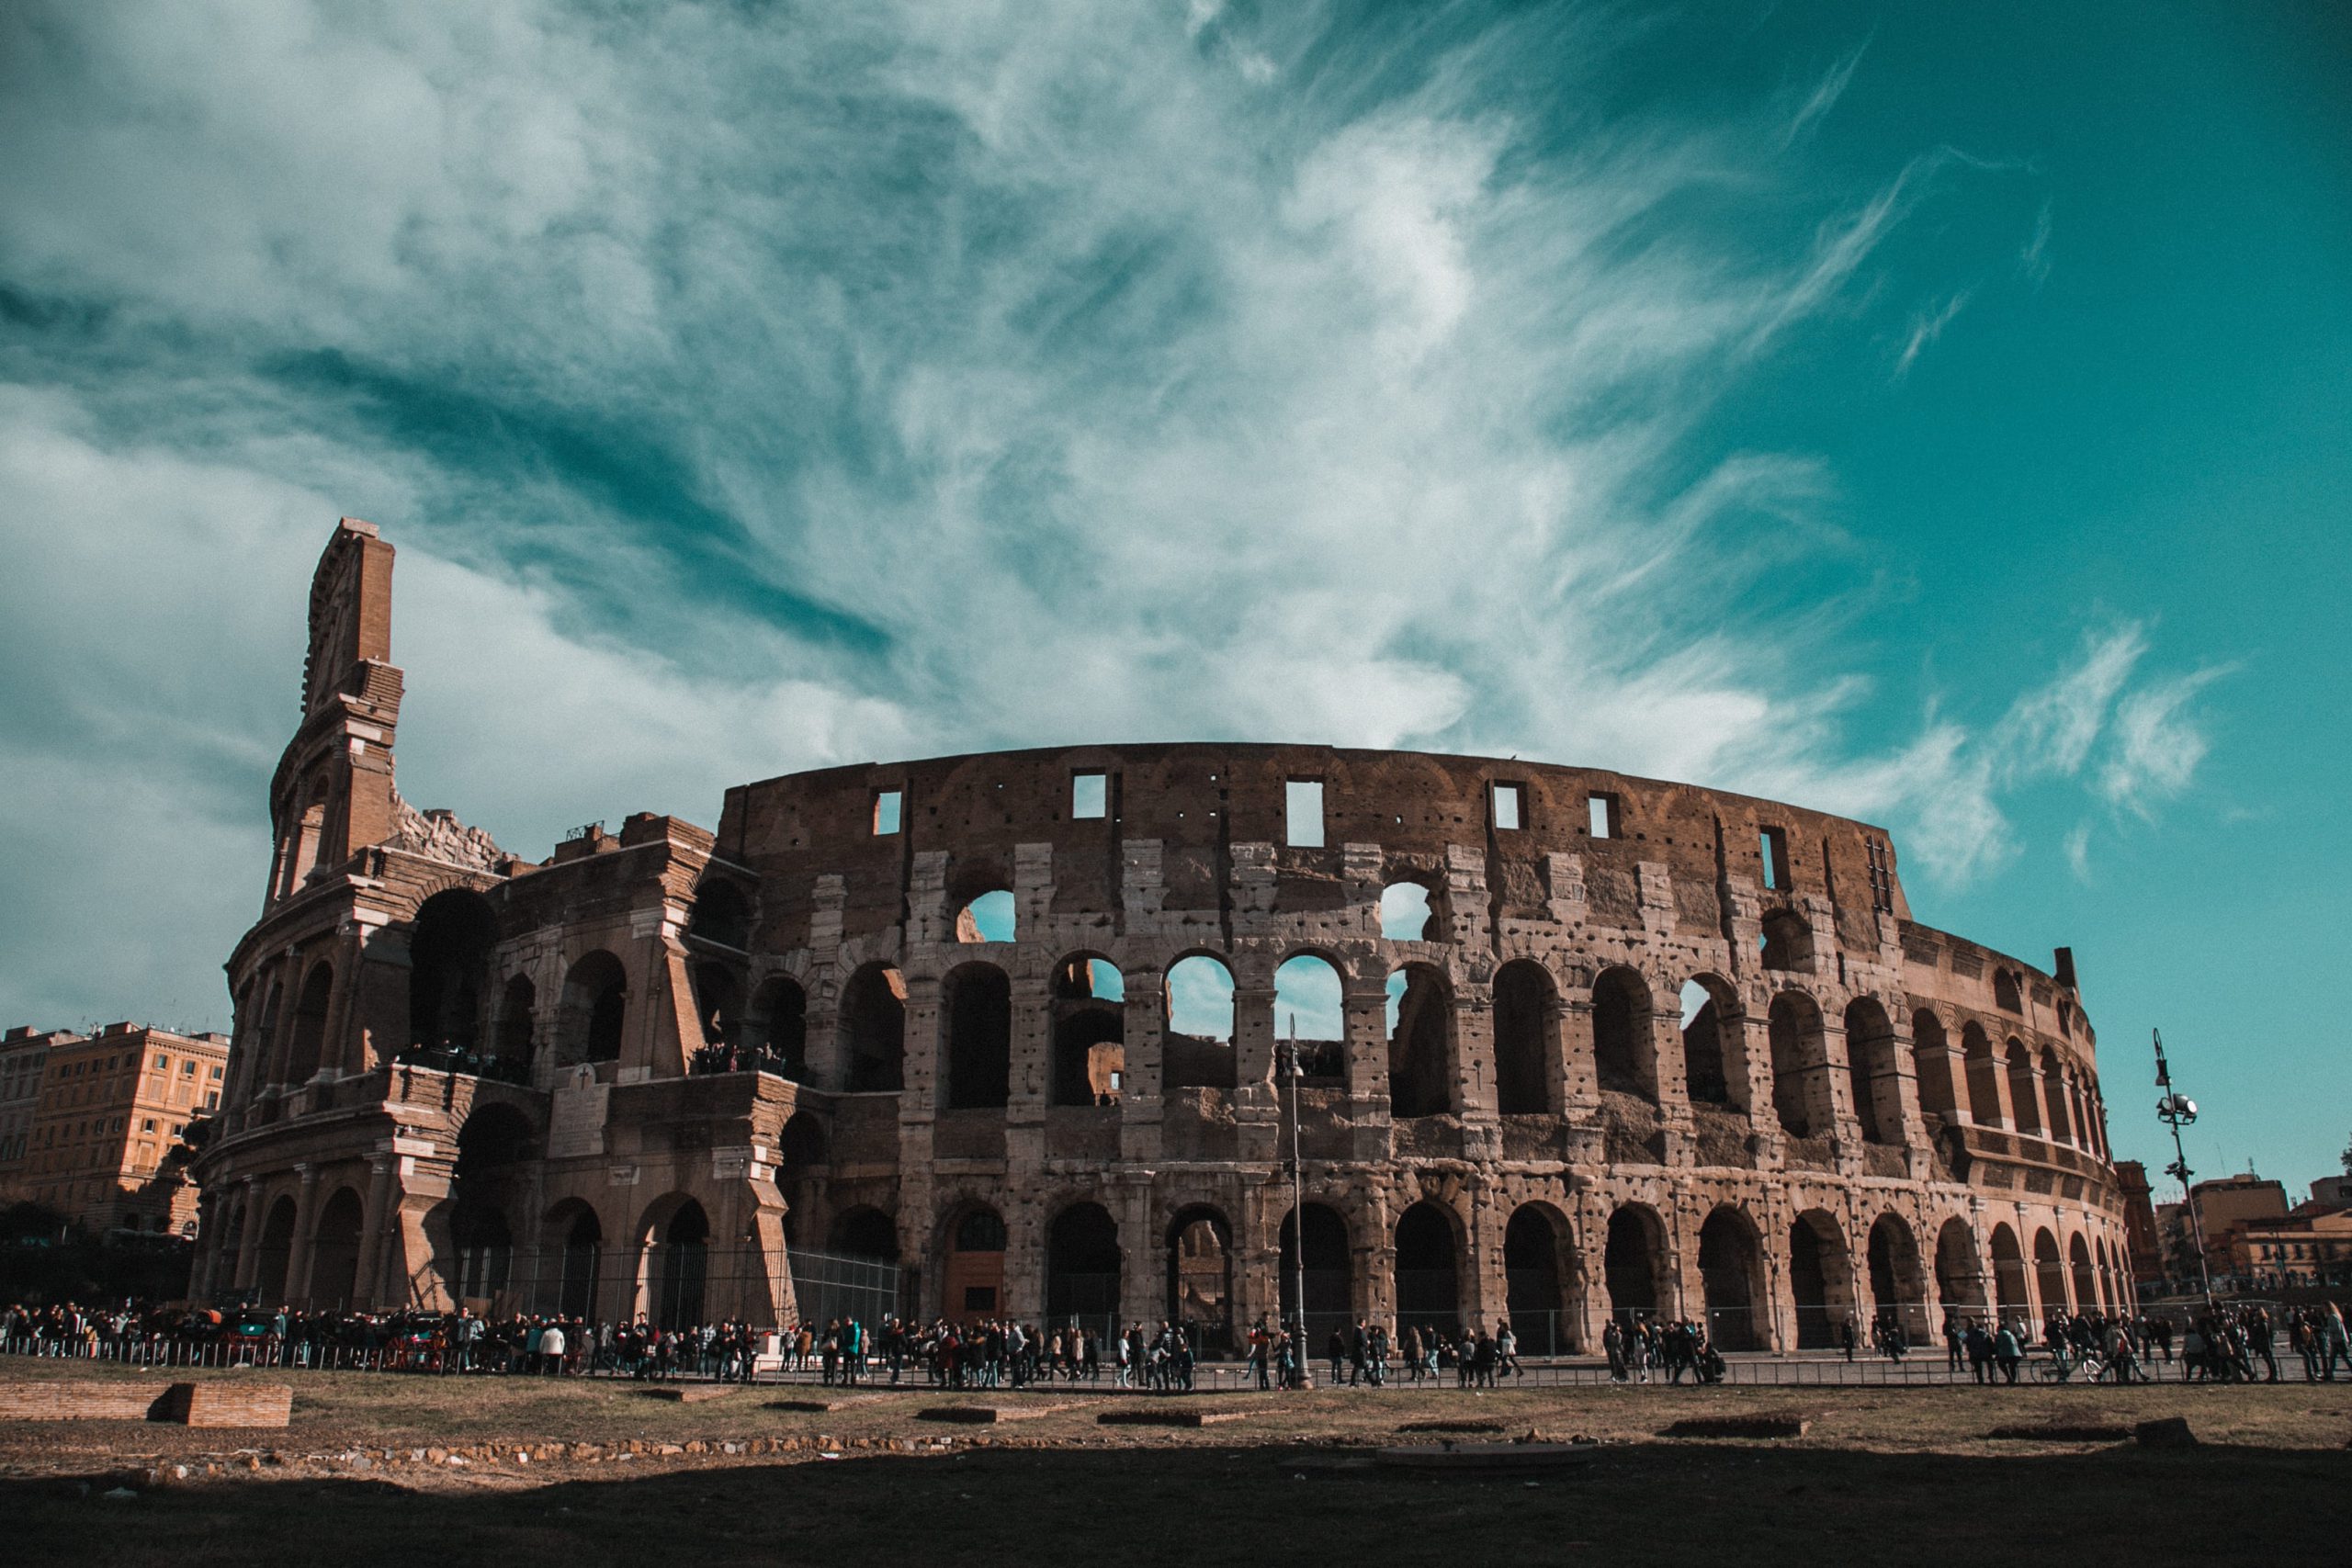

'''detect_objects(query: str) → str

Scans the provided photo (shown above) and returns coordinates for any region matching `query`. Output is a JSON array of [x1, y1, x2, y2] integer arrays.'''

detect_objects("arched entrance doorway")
[[1604, 1205, 1667, 1329], [1503, 1203, 1577, 1354], [1393, 1201, 1461, 1339], [1788, 1210, 1852, 1349], [1045, 1202, 1122, 1333], [549, 1202, 602, 1320], [941, 1207, 1006, 1321], [254, 1196, 297, 1305], [1698, 1207, 1765, 1351], [1989, 1224, 2029, 1326], [1166, 1206, 1233, 1349], [650, 1200, 709, 1327], [1867, 1213, 1926, 1337], [308, 1188, 365, 1311], [1278, 1203, 1351, 1343]]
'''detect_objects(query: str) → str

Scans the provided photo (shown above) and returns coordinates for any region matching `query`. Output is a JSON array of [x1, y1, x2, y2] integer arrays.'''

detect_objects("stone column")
[[351, 1153, 400, 1309], [1118, 965, 1165, 1163], [283, 1164, 322, 1305]]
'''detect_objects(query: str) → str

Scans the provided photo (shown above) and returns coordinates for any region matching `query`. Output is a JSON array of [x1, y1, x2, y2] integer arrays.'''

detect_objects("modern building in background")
[[9, 1023, 228, 1235], [188, 519, 2135, 1342]]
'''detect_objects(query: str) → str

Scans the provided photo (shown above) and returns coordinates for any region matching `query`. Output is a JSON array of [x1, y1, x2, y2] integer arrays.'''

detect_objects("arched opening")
[[254, 1196, 298, 1304], [1051, 956, 1125, 1106], [1962, 1022, 2003, 1126], [1993, 968, 2022, 1012], [691, 960, 741, 1049], [842, 964, 906, 1092], [285, 964, 334, 1083], [942, 962, 1012, 1110], [1989, 1224, 2029, 1324], [828, 1205, 899, 1262], [1758, 908, 1811, 971], [2041, 1050, 2075, 1145], [1911, 1010, 1956, 1117], [1698, 1206, 1766, 1351], [1591, 967, 1656, 1100], [1604, 1205, 1667, 1329], [1934, 1218, 1983, 1325], [560, 951, 628, 1067], [1379, 880, 1437, 941], [308, 1188, 365, 1311], [650, 1199, 710, 1328], [1393, 1201, 1461, 1337], [748, 976, 809, 1079], [1385, 962, 1453, 1115], [407, 888, 497, 1054], [1164, 954, 1238, 1089], [1504, 1203, 1577, 1355], [2005, 1041, 2042, 1134], [1679, 976, 1736, 1107], [955, 888, 1015, 943], [1166, 1206, 1233, 1348], [2068, 1233, 2097, 1314], [1843, 998, 1900, 1145], [1492, 960, 1555, 1115], [1767, 991, 1826, 1138], [549, 1201, 603, 1320], [1274, 953, 1345, 1080], [1045, 1202, 1121, 1329], [942, 1205, 1007, 1320], [493, 975, 537, 1073], [1277, 1202, 1351, 1340], [1867, 1213, 1925, 1337], [451, 1103, 530, 1307], [250, 980, 284, 1094], [2032, 1227, 2067, 1321], [1788, 1211, 1853, 1349], [686, 879, 752, 949]]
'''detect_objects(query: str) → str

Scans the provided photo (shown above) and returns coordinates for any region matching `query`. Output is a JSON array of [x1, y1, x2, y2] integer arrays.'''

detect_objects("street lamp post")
[[2153, 1029, 2213, 1302], [1281, 1035, 1312, 1388]]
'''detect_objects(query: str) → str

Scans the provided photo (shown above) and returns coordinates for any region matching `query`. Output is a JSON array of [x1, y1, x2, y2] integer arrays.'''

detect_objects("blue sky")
[[1, 2, 2345, 1194]]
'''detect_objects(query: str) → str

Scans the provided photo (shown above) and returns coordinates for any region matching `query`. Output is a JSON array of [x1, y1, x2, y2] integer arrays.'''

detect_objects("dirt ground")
[[6, 1362, 2348, 1566]]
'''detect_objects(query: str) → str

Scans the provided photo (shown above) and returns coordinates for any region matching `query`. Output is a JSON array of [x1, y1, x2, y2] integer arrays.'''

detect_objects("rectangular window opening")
[[871, 788, 902, 836], [1285, 779, 1326, 848], [1587, 793, 1619, 839], [1491, 782, 1524, 831], [1071, 772, 1108, 820], [1760, 827, 1792, 891]]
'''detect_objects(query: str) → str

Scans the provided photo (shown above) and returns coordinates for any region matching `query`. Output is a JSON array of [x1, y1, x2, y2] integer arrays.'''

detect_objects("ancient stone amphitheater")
[[193, 520, 2135, 1351]]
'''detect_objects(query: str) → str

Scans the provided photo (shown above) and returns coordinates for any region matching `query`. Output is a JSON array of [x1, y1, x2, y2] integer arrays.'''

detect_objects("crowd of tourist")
[[5, 1296, 2346, 1385]]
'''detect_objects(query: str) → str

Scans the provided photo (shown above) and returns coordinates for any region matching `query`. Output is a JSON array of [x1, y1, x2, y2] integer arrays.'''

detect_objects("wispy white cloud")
[[1895, 289, 1973, 378], [1781, 38, 1871, 149], [2020, 199, 2053, 286]]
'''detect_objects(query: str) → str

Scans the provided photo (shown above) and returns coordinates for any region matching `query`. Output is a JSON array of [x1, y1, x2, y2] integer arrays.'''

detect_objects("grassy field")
[[6, 1362, 2347, 1566]]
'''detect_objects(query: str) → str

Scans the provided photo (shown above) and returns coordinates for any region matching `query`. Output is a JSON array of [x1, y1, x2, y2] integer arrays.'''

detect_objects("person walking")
[[1603, 1319, 1628, 1383], [1993, 1320, 2023, 1385]]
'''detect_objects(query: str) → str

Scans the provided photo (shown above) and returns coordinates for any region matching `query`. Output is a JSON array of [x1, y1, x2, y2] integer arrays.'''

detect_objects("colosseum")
[[190, 518, 2137, 1352]]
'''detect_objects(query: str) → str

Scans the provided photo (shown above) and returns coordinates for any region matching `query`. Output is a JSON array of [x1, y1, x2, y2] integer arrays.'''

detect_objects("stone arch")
[[1698, 1205, 1768, 1350], [493, 974, 537, 1073], [284, 962, 335, 1083], [1492, 959, 1556, 1115], [1962, 1022, 2002, 1125], [690, 959, 741, 1049], [1767, 990, 1827, 1138], [2041, 1049, 2075, 1145], [407, 887, 498, 1054], [1050, 953, 1125, 1106], [308, 1186, 365, 1311], [828, 1205, 900, 1262], [1993, 967, 2023, 1012], [748, 975, 809, 1079], [2032, 1225, 2066, 1320], [1386, 961, 1454, 1116], [1934, 1217, 1984, 1325], [941, 961, 1012, 1110], [1275, 952, 1346, 1079], [1867, 1212, 1927, 1337], [640, 1195, 710, 1328], [1503, 1201, 1578, 1354], [686, 877, 752, 950], [2068, 1232, 2097, 1314], [1679, 975, 1738, 1108], [939, 1203, 1007, 1320], [1758, 908, 1812, 971], [1277, 1201, 1352, 1337], [254, 1194, 298, 1304], [1988, 1223, 2029, 1324], [1591, 965, 1657, 1101], [558, 951, 628, 1068], [1378, 878, 1441, 941], [451, 1101, 532, 1304], [1843, 997, 1901, 1145], [954, 887, 1015, 944], [841, 963, 906, 1092], [1788, 1208, 1855, 1349], [1164, 953, 1237, 1089], [1393, 1199, 1464, 1336], [1604, 1203, 1669, 1329], [1045, 1201, 1122, 1329], [2006, 1040, 2042, 1134], [1165, 1204, 1234, 1348], [547, 1199, 604, 1320], [1912, 1010, 1957, 1116]]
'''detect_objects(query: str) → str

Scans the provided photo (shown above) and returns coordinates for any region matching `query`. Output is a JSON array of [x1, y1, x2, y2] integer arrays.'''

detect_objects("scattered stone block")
[[2133, 1417, 2198, 1449], [150, 1382, 293, 1428], [1097, 1407, 1250, 1427], [0, 1381, 170, 1421], [1375, 1442, 1595, 1472], [1987, 1424, 2131, 1443], [1396, 1419, 1505, 1435], [638, 1385, 737, 1404]]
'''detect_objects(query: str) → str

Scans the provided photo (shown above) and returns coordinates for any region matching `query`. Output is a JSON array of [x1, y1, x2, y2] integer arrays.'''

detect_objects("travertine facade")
[[192, 520, 2135, 1348]]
